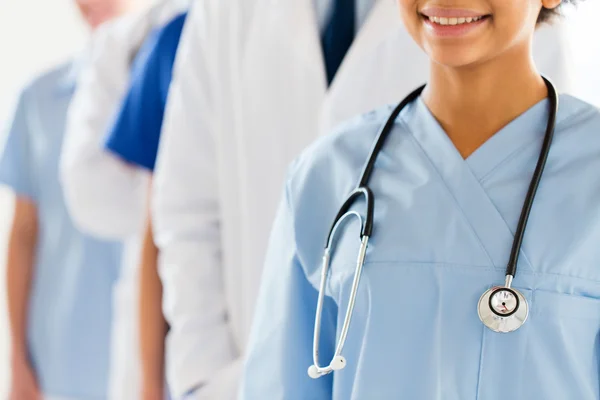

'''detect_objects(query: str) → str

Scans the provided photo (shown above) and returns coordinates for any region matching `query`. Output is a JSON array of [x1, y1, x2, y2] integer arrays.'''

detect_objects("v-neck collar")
[[401, 98, 546, 272], [465, 98, 551, 182], [414, 96, 551, 182]]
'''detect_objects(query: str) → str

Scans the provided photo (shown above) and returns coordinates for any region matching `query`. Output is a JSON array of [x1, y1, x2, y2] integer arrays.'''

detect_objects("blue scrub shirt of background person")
[[0, 61, 122, 399]]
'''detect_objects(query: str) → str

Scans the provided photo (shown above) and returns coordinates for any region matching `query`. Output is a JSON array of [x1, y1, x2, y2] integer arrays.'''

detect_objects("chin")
[[426, 47, 489, 70]]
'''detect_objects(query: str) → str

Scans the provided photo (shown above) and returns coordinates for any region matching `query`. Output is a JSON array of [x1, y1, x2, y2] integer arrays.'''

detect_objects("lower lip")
[[422, 16, 490, 38]]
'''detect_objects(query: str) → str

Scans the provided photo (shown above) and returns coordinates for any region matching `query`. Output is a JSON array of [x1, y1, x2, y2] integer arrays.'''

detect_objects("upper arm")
[[0, 89, 38, 202]]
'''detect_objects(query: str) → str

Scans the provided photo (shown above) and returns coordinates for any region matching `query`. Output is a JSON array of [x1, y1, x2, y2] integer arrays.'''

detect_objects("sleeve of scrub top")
[[240, 180, 336, 399], [104, 13, 186, 172], [59, 17, 150, 240], [0, 88, 37, 201], [151, 6, 238, 398]]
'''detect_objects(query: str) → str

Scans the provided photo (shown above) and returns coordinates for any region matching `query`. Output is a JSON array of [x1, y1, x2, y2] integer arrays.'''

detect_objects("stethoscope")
[[307, 77, 558, 379]]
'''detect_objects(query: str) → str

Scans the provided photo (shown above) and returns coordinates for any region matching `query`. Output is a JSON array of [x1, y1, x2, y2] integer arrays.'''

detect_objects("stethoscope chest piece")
[[478, 286, 528, 333]]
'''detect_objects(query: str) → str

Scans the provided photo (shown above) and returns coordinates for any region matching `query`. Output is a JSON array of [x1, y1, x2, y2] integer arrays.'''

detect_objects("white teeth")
[[428, 15, 484, 25]]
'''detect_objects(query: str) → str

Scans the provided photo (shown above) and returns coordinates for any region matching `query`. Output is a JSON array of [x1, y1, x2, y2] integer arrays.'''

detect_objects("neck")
[[422, 43, 548, 159]]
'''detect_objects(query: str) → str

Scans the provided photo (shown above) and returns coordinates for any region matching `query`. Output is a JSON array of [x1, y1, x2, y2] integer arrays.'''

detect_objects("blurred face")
[[397, 0, 561, 68], [75, 0, 133, 29]]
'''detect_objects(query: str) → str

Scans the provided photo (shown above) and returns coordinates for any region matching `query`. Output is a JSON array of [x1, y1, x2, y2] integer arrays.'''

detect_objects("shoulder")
[[286, 104, 404, 206], [556, 95, 600, 125], [22, 61, 74, 99], [281, 103, 411, 280], [555, 95, 600, 139]]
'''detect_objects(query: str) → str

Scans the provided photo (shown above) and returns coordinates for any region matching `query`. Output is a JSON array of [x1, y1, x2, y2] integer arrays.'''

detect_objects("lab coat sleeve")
[[239, 182, 336, 399], [59, 18, 149, 240], [0, 88, 37, 201], [151, 5, 238, 398]]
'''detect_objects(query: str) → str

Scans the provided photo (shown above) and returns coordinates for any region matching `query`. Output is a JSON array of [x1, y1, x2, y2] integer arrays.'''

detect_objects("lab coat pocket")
[[477, 288, 600, 400]]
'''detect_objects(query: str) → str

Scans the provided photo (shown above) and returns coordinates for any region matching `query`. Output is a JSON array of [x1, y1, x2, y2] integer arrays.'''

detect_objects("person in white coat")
[[58, 1, 189, 399], [150, 1, 574, 399]]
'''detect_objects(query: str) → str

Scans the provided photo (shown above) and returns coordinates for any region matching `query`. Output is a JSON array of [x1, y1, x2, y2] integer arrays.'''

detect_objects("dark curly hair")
[[538, 0, 580, 23]]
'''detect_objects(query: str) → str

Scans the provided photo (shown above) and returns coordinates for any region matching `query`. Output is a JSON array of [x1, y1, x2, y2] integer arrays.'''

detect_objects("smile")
[[419, 8, 491, 37], [426, 15, 487, 25]]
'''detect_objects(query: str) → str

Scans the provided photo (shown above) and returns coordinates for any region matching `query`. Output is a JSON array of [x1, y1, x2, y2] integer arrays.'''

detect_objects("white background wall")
[[564, 1, 600, 107], [0, 0, 597, 398], [0, 1, 88, 396]]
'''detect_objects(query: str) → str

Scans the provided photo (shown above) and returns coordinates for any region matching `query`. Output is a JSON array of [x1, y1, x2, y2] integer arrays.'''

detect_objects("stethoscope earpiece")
[[331, 355, 346, 370], [308, 356, 347, 380], [307, 364, 321, 379]]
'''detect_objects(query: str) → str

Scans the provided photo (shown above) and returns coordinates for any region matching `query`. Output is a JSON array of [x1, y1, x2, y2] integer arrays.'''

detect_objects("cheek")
[[491, 0, 540, 35], [396, 0, 425, 49], [489, 6, 539, 53]]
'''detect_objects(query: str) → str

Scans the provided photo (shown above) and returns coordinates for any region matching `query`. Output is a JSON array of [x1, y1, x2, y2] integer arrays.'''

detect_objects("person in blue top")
[[241, 0, 600, 399], [105, 12, 187, 171], [0, 1, 136, 399], [103, 12, 187, 400]]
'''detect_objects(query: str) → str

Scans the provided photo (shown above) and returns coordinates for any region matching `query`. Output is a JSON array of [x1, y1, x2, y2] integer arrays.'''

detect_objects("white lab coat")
[[151, 1, 573, 399], [59, 1, 189, 399]]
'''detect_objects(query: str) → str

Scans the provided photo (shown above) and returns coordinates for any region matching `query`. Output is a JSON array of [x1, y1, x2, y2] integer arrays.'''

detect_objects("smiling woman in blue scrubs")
[[0, 1, 132, 399], [241, 0, 600, 399]]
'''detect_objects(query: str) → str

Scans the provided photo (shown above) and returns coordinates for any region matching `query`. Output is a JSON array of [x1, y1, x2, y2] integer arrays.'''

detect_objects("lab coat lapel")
[[409, 99, 535, 273], [320, 0, 429, 133]]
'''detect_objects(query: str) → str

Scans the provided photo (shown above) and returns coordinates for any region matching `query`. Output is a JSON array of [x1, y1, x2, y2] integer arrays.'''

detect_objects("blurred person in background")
[[150, 1, 573, 399], [59, 1, 189, 399], [0, 0, 139, 399], [62, 6, 190, 399], [102, 9, 189, 400]]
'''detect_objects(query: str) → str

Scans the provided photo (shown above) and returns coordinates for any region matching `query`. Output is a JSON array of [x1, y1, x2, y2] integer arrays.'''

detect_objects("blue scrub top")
[[241, 95, 600, 399], [0, 62, 122, 399], [104, 13, 187, 172]]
